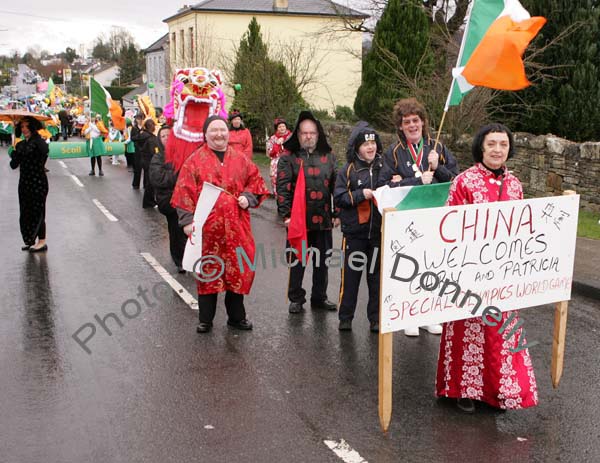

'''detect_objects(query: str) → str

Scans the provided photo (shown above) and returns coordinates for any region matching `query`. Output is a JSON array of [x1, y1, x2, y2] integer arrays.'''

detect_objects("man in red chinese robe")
[[171, 116, 269, 333]]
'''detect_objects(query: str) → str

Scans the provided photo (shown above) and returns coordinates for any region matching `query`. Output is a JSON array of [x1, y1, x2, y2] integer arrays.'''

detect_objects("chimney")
[[273, 0, 288, 12]]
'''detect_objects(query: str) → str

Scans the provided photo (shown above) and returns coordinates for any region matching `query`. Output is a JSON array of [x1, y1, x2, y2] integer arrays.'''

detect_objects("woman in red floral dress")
[[266, 118, 291, 195], [436, 123, 538, 412]]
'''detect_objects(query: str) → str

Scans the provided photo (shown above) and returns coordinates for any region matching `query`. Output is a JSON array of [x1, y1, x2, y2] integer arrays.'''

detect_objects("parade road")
[[2, 148, 599, 463]]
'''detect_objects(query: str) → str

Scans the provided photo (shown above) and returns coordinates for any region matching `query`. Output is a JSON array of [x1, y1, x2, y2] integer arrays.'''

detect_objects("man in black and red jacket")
[[277, 111, 339, 314]]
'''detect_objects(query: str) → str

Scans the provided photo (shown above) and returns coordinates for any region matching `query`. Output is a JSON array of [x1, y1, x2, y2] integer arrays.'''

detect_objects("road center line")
[[92, 198, 118, 222], [140, 252, 198, 310], [323, 439, 368, 463], [58, 160, 67, 168], [70, 174, 84, 187]]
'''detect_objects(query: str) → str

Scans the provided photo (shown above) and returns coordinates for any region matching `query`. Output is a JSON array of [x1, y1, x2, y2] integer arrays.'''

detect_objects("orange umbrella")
[[0, 109, 52, 123]]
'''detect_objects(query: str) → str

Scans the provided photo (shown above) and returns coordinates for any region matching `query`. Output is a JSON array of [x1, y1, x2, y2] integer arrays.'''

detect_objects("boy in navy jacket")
[[333, 123, 383, 332]]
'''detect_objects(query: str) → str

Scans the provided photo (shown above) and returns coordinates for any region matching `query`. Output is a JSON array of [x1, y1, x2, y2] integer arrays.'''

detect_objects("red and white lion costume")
[[164, 67, 227, 172]]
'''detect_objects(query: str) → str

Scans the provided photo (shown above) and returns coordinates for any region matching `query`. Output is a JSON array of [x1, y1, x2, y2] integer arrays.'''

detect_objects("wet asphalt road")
[[1, 147, 599, 463]]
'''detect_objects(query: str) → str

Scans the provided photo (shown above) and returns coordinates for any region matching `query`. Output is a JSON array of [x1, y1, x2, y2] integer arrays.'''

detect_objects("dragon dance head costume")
[[163, 67, 227, 172]]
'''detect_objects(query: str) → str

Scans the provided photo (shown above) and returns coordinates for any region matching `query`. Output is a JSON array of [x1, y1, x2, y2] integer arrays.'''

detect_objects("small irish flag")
[[446, 0, 546, 109], [374, 183, 451, 215], [90, 77, 126, 130]]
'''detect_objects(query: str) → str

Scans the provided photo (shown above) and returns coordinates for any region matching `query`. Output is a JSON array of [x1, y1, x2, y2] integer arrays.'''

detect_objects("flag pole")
[[551, 189, 576, 387], [431, 0, 476, 162], [432, 109, 448, 154]]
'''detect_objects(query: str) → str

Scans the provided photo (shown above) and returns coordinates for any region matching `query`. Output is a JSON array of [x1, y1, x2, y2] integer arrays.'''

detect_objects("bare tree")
[[272, 39, 328, 95], [326, 0, 470, 36], [107, 26, 137, 60], [194, 19, 217, 68]]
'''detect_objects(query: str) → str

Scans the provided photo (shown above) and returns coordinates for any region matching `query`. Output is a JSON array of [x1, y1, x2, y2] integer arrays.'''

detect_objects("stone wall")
[[322, 121, 600, 212]]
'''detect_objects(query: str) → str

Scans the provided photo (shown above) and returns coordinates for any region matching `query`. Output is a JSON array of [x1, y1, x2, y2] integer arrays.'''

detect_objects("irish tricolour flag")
[[374, 183, 451, 215], [445, 0, 546, 109], [90, 77, 126, 130]]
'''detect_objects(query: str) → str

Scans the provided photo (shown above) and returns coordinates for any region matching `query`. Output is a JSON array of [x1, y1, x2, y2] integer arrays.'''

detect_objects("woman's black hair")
[[157, 125, 171, 152], [472, 123, 516, 163], [15, 116, 43, 137], [143, 119, 156, 132]]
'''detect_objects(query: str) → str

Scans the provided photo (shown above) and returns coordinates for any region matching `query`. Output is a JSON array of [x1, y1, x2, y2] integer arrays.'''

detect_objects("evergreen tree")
[[494, 0, 600, 141], [92, 39, 111, 61], [232, 18, 307, 138], [117, 43, 144, 85], [354, 0, 434, 129]]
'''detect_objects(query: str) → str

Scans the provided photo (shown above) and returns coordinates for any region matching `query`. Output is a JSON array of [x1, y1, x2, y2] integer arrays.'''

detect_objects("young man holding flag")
[[377, 97, 460, 336], [277, 111, 339, 314]]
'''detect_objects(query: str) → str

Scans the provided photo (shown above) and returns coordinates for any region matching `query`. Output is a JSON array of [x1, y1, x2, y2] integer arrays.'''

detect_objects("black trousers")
[[165, 209, 187, 267], [90, 156, 102, 171], [338, 235, 381, 323], [19, 190, 47, 245], [198, 292, 246, 324], [286, 229, 332, 304], [125, 152, 134, 167], [132, 152, 145, 188]]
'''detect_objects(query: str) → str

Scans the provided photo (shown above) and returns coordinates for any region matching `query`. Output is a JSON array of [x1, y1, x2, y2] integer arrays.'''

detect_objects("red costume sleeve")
[[446, 175, 470, 206], [170, 155, 201, 212], [243, 129, 253, 159]]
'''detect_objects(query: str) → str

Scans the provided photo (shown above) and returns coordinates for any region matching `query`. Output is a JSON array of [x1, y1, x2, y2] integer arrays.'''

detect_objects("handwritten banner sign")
[[380, 195, 580, 334]]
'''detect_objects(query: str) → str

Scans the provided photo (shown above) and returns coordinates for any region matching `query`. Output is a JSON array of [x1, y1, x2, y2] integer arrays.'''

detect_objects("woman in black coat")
[[132, 119, 158, 208], [10, 116, 49, 252], [149, 126, 187, 273]]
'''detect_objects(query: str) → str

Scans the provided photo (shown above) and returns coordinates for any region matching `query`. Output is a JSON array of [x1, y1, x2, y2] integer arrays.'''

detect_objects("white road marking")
[[58, 161, 67, 168], [324, 440, 368, 463], [140, 252, 198, 310], [92, 199, 118, 222], [70, 174, 84, 187]]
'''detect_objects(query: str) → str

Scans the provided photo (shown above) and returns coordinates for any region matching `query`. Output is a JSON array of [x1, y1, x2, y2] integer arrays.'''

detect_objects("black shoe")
[[369, 321, 380, 333], [98, 170, 104, 176], [196, 322, 212, 333], [457, 398, 475, 413], [89, 170, 95, 176], [311, 299, 337, 311], [227, 319, 253, 330], [21, 245, 31, 251], [29, 244, 48, 253], [339, 319, 352, 331], [177, 266, 186, 274], [288, 302, 304, 314], [132, 185, 140, 189]]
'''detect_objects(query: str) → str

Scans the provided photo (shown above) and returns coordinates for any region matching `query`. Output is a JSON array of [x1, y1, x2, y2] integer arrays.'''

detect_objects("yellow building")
[[163, 0, 367, 112]]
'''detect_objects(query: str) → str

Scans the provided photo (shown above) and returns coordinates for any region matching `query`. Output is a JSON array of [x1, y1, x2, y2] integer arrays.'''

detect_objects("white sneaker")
[[425, 324, 443, 334], [404, 326, 420, 337]]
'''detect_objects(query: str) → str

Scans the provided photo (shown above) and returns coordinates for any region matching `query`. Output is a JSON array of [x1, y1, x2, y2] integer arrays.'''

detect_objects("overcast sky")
[[0, 1, 370, 56]]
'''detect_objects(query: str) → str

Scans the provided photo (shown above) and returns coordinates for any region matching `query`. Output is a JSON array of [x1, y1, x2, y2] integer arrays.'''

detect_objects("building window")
[[189, 27, 194, 66], [180, 29, 185, 65], [171, 32, 176, 65]]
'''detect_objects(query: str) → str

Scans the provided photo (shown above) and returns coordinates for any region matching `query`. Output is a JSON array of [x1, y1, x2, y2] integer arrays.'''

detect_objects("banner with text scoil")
[[380, 195, 579, 334]]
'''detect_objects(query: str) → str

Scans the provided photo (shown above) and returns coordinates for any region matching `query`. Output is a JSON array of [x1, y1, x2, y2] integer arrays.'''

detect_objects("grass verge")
[[578, 209, 600, 240]]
